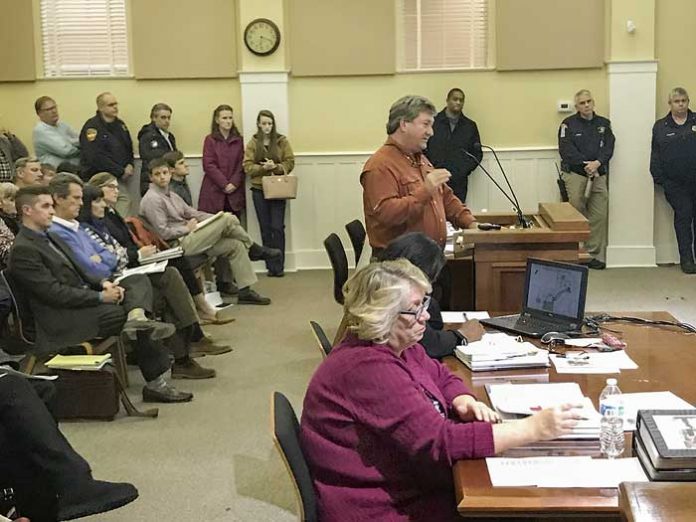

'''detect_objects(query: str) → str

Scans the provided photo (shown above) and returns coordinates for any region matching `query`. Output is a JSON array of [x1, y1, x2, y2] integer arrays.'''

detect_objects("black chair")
[[344, 220, 366, 268], [271, 392, 318, 522], [323, 233, 348, 305], [309, 320, 332, 358]]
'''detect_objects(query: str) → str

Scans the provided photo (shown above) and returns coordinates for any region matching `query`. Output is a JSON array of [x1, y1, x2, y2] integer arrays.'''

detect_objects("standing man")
[[80, 92, 134, 216], [558, 89, 615, 270], [361, 95, 478, 256], [650, 87, 696, 274], [137, 102, 177, 196], [426, 88, 482, 203], [32, 96, 81, 169]]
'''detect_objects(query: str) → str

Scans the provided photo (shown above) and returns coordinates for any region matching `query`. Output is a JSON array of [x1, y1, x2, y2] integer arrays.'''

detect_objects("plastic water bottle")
[[599, 378, 624, 459]]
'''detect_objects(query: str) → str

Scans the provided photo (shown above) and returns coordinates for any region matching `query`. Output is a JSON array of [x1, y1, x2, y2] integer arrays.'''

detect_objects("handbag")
[[261, 166, 298, 200], [51, 364, 158, 421]]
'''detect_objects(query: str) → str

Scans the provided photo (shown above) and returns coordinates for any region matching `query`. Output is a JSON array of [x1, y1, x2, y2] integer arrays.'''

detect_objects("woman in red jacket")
[[199, 104, 245, 218]]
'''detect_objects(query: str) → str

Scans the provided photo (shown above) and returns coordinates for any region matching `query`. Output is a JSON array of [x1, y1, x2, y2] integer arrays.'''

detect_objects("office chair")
[[344, 220, 366, 268], [309, 320, 332, 358], [271, 392, 318, 522], [323, 233, 348, 305]]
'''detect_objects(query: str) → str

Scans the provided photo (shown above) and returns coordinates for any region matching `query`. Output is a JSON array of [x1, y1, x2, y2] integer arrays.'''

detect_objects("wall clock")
[[244, 18, 281, 56]]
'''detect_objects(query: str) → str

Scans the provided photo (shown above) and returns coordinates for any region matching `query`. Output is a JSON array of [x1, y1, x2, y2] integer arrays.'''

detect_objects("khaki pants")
[[179, 213, 257, 289], [114, 178, 133, 217], [561, 171, 608, 262]]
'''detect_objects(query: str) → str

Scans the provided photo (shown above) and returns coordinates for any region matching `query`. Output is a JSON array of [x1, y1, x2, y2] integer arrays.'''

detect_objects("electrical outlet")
[[557, 100, 573, 113]]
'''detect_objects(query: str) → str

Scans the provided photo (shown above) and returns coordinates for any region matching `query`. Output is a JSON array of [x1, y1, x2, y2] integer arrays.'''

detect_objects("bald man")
[[79, 92, 134, 215]]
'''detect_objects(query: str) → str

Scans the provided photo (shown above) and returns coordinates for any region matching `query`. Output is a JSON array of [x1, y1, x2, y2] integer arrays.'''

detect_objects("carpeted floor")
[[60, 265, 696, 521]]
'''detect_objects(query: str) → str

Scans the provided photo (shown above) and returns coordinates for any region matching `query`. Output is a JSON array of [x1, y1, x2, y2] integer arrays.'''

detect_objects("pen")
[[462, 312, 468, 321]]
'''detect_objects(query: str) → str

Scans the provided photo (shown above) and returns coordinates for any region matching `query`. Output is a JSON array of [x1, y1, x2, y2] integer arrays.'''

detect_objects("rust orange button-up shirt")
[[360, 138, 475, 249]]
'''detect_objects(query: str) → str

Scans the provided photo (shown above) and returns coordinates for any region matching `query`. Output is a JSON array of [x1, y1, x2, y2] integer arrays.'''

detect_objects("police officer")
[[137, 102, 177, 196], [79, 92, 134, 216], [650, 87, 696, 274], [558, 89, 615, 270], [426, 88, 482, 203]]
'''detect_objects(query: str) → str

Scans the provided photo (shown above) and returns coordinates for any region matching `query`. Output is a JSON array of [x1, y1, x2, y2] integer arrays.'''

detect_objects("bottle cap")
[[606, 378, 617, 385]]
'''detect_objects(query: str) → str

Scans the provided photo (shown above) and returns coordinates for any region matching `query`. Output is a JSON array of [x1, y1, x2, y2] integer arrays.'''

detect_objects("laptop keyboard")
[[516, 315, 567, 332]]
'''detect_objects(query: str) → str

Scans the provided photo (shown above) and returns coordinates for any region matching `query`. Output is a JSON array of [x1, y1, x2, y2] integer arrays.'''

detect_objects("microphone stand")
[[462, 150, 523, 224], [478, 144, 532, 228]]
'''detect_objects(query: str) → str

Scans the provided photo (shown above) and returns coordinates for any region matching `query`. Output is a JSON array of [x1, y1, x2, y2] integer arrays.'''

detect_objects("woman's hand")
[[458, 319, 485, 343], [452, 394, 501, 423], [223, 183, 237, 193], [138, 245, 157, 258], [527, 404, 584, 441], [262, 158, 276, 171]]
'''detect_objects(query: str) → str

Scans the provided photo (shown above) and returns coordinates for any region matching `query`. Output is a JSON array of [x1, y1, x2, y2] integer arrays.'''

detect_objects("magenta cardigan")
[[199, 132, 245, 213], [300, 337, 495, 522]]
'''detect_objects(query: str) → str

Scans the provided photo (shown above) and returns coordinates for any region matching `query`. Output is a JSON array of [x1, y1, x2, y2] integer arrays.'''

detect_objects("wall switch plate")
[[557, 100, 573, 113]]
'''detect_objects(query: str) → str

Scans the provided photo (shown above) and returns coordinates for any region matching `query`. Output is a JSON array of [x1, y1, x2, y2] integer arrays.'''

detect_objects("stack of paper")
[[115, 260, 168, 283], [486, 382, 601, 439], [550, 350, 638, 374], [46, 354, 112, 371], [140, 246, 183, 265], [486, 456, 648, 488], [454, 333, 549, 371]]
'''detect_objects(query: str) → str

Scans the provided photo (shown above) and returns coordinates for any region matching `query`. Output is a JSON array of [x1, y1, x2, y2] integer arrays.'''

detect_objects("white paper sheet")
[[487, 456, 647, 488], [441, 311, 490, 323], [115, 260, 168, 283], [550, 350, 638, 374], [621, 391, 694, 430]]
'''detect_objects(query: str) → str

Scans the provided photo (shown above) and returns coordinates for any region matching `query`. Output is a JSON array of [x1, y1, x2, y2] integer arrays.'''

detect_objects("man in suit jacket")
[[7, 185, 193, 403]]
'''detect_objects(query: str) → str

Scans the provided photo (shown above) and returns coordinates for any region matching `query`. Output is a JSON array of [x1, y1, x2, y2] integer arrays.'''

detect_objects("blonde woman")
[[301, 259, 583, 521], [243, 110, 295, 277]]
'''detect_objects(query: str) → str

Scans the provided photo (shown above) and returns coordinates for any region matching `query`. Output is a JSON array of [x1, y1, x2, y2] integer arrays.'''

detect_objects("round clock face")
[[244, 18, 281, 56]]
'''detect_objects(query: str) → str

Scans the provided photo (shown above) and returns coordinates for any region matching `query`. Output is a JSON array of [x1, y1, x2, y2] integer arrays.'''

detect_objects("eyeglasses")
[[399, 294, 431, 321]]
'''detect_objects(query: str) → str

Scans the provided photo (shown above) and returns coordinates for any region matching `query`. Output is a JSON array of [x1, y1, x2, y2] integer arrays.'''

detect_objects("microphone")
[[475, 143, 532, 228], [461, 149, 521, 220]]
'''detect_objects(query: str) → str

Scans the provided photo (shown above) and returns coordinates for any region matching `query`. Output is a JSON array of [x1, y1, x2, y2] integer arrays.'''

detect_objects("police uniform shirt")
[[650, 110, 696, 185], [79, 113, 134, 178], [558, 112, 615, 176]]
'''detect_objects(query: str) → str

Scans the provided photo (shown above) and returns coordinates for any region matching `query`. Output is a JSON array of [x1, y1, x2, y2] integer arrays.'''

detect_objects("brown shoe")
[[190, 336, 233, 358], [171, 358, 216, 379]]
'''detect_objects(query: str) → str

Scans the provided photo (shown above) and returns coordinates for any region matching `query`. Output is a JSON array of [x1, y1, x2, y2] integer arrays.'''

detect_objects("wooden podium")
[[449, 202, 589, 314]]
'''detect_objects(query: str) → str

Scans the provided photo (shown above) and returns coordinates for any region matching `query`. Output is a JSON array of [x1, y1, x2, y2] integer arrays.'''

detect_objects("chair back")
[[344, 220, 366, 268], [309, 320, 332, 358], [1, 269, 36, 346], [323, 233, 348, 305], [271, 392, 318, 522]]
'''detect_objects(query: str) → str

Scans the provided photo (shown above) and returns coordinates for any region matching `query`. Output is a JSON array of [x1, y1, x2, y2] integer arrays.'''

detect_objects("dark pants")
[[663, 179, 696, 264], [252, 188, 286, 273], [0, 374, 92, 521], [447, 172, 469, 203], [96, 275, 171, 382]]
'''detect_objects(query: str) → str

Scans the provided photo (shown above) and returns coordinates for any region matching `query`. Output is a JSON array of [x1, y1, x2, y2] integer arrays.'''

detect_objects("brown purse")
[[261, 165, 298, 200]]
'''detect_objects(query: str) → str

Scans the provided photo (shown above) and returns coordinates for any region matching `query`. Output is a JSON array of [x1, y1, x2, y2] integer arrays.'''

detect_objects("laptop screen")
[[523, 258, 588, 322]]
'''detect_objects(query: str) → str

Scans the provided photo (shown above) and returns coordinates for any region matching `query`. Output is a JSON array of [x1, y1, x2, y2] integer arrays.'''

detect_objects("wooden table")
[[442, 312, 696, 520], [619, 482, 696, 521]]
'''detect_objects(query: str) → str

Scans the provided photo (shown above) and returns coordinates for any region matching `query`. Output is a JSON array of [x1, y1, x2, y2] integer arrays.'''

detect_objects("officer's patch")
[[560, 124, 567, 138], [691, 125, 696, 132], [150, 140, 158, 148], [85, 128, 97, 142], [598, 126, 605, 134]]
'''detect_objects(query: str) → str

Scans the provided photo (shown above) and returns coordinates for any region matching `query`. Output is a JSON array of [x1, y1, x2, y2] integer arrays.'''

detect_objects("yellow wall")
[[0, 78, 241, 156], [608, 0, 655, 61], [655, 0, 696, 117], [289, 69, 608, 152], [238, 0, 288, 72]]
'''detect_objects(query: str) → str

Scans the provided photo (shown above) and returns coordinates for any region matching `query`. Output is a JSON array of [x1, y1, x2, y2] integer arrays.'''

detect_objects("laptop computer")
[[480, 258, 589, 338]]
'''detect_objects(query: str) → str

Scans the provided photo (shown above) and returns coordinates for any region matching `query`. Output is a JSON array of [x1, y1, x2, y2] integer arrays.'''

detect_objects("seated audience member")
[[0, 129, 29, 182], [32, 96, 81, 169], [141, 157, 279, 305], [163, 150, 192, 205], [378, 232, 484, 359], [80, 92, 134, 216], [301, 260, 583, 521], [0, 216, 14, 269], [0, 372, 138, 520], [9, 185, 193, 403], [13, 157, 44, 188], [138, 103, 177, 196], [0, 181, 18, 234], [200, 104, 245, 218], [243, 109, 296, 277], [41, 162, 57, 185], [77, 184, 230, 365], [88, 172, 232, 325]]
